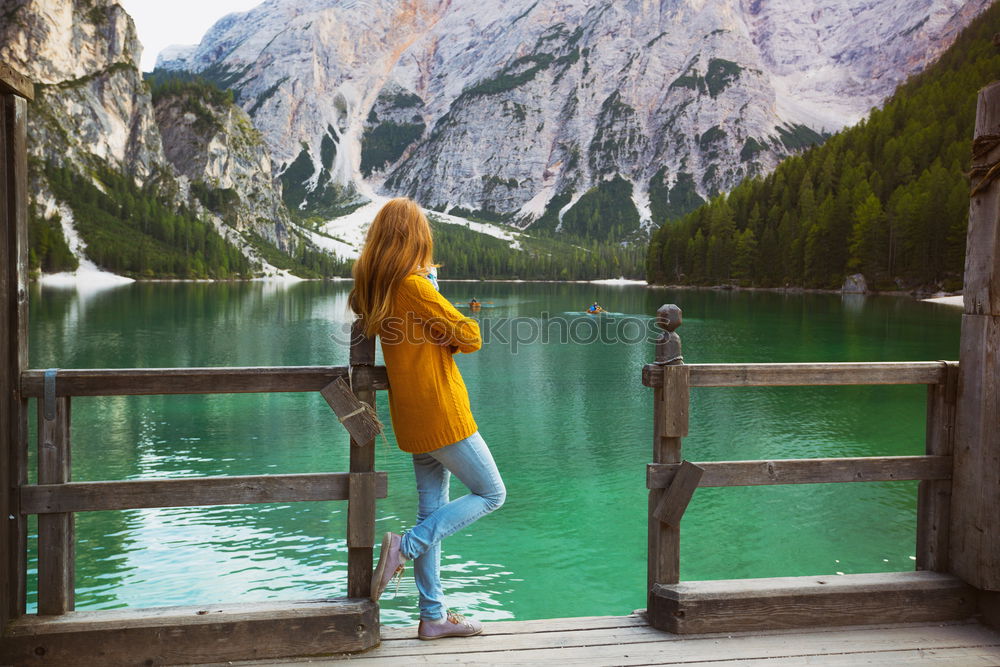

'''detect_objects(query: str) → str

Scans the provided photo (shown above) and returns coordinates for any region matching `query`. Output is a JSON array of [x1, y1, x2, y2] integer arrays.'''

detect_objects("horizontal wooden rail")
[[642, 361, 949, 389], [20, 472, 387, 514], [647, 456, 952, 489], [20, 365, 389, 397]]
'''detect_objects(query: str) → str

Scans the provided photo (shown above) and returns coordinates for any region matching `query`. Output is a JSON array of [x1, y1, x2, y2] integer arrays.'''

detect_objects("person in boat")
[[469, 298, 480, 308], [587, 301, 602, 314], [348, 197, 505, 640]]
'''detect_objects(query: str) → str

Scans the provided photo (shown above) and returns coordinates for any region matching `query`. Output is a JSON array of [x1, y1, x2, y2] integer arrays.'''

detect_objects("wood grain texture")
[[36, 397, 73, 615], [965, 81, 1000, 316], [917, 362, 958, 572], [321, 376, 382, 445], [648, 571, 977, 634], [0, 63, 33, 100], [647, 456, 952, 489], [2, 92, 30, 624], [643, 362, 947, 388], [20, 473, 388, 514], [347, 473, 376, 549], [653, 461, 703, 526], [19, 365, 390, 397], [660, 365, 690, 437], [351, 623, 1000, 666], [1, 598, 378, 665], [347, 330, 377, 599], [950, 314, 1000, 589]]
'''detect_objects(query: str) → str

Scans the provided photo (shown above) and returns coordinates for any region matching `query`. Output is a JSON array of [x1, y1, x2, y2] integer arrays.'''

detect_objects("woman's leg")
[[409, 452, 450, 621], [399, 431, 506, 615]]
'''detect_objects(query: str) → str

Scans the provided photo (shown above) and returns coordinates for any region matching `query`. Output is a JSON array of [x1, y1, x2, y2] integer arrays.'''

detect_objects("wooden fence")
[[2, 331, 388, 664], [640, 320, 972, 632]]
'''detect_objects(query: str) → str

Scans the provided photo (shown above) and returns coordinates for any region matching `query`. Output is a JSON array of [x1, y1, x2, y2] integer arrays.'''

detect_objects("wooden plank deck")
[[212, 613, 1000, 666]]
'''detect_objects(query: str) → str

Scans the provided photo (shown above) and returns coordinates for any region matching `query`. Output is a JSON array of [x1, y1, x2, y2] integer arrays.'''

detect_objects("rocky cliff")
[[0, 0, 328, 278], [158, 0, 992, 238]]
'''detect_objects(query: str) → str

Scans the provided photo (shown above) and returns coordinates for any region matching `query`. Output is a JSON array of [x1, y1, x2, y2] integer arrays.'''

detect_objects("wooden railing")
[[642, 304, 964, 632], [19, 353, 390, 617], [0, 327, 389, 663]]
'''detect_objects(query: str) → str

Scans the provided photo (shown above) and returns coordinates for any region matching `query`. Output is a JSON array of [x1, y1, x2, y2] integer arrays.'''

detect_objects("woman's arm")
[[397, 277, 482, 353]]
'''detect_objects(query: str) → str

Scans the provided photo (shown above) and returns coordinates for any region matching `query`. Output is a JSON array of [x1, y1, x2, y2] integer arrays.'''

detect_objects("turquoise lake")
[[25, 280, 961, 625]]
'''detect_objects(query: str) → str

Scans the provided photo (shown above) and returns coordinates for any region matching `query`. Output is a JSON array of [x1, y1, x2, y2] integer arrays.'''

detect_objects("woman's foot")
[[370, 532, 406, 602], [417, 610, 484, 640]]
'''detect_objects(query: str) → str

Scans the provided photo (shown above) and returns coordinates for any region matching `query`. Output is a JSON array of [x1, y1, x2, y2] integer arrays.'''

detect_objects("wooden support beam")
[[0, 598, 378, 665], [20, 472, 388, 514], [647, 455, 952, 489], [951, 80, 1000, 591], [19, 365, 389, 397], [347, 323, 377, 599], [1, 84, 31, 626], [642, 361, 947, 388], [321, 376, 382, 445], [649, 305, 685, 594], [652, 461, 703, 527], [36, 396, 73, 615], [917, 361, 958, 572], [0, 63, 34, 100], [648, 571, 977, 634]]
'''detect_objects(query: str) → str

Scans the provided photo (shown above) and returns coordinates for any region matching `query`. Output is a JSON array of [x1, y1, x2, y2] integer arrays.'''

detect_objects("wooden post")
[[950, 81, 1000, 595], [346, 322, 377, 599], [36, 393, 74, 614], [916, 362, 957, 572], [0, 63, 33, 629], [648, 304, 687, 594]]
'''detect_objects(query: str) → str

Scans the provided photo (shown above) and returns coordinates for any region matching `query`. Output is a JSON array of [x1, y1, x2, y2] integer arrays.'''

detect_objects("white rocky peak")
[[157, 0, 991, 229]]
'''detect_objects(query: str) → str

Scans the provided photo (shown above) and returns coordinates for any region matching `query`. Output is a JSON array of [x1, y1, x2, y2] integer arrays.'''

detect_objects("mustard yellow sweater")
[[379, 274, 481, 453]]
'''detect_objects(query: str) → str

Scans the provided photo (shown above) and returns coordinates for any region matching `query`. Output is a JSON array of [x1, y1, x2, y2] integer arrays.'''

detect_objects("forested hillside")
[[646, 1, 1000, 291]]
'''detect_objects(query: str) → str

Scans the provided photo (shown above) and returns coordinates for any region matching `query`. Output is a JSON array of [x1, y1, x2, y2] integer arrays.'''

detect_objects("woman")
[[348, 197, 506, 640]]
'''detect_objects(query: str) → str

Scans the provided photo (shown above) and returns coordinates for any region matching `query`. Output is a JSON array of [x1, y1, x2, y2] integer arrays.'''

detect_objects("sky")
[[119, 0, 264, 71]]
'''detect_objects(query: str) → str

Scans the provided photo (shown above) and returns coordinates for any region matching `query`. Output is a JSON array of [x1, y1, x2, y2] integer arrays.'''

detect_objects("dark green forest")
[[646, 2, 1000, 291], [429, 216, 645, 280], [42, 161, 256, 279]]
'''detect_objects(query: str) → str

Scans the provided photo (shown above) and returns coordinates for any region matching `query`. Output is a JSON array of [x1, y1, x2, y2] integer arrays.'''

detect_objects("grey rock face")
[[157, 0, 991, 231], [154, 91, 293, 250]]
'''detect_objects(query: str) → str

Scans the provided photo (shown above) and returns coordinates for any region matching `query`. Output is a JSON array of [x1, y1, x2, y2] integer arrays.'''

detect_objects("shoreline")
[[31, 273, 962, 303]]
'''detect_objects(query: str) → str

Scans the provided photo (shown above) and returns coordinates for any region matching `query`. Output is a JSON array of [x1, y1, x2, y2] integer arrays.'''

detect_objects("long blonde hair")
[[349, 198, 435, 337]]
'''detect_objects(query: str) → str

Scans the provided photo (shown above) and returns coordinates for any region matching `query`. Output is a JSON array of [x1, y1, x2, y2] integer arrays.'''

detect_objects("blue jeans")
[[398, 431, 506, 621]]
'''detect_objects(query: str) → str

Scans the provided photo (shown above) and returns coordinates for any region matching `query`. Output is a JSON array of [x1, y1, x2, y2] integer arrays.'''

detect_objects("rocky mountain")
[[0, 0, 337, 279], [158, 0, 992, 240], [150, 74, 293, 250]]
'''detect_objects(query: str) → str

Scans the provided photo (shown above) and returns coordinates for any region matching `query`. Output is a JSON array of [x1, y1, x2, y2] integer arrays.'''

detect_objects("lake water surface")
[[27, 280, 961, 625]]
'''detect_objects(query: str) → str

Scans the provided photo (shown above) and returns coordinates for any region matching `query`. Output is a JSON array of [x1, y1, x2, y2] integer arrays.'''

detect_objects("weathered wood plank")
[[347, 473, 376, 549], [648, 307, 684, 590], [949, 83, 1000, 590], [917, 361, 957, 572], [647, 455, 951, 489], [347, 324, 377, 599], [36, 397, 73, 615], [661, 365, 690, 437], [379, 613, 650, 640], [648, 571, 977, 634], [1, 598, 378, 665], [340, 620, 1000, 665], [1, 92, 30, 624], [653, 461, 703, 526], [0, 63, 33, 100], [19, 365, 390, 397], [965, 80, 1000, 316], [20, 473, 388, 514], [951, 316, 1000, 589], [321, 376, 382, 445], [643, 362, 947, 388]]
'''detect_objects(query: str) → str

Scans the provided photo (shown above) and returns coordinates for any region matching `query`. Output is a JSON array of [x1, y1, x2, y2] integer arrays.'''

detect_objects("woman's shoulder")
[[398, 273, 435, 299]]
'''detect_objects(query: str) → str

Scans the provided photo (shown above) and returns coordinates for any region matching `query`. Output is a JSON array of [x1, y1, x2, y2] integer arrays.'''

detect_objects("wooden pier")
[[3, 66, 1000, 664]]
